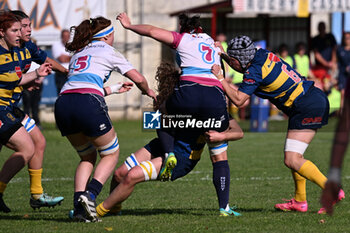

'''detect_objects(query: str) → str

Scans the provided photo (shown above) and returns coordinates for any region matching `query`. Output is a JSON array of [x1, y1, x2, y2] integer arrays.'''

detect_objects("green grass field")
[[0, 119, 349, 232]]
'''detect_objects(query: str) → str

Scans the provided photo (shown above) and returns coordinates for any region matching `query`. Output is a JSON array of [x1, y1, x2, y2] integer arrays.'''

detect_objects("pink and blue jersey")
[[171, 32, 223, 89], [61, 41, 134, 96]]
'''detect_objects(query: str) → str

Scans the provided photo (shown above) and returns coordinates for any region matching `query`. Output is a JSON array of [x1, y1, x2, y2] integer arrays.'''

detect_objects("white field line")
[[9, 173, 350, 183]]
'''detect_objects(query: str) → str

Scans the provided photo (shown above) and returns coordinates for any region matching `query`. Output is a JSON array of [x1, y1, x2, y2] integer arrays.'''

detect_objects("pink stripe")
[[171, 31, 184, 49], [61, 88, 104, 96], [180, 76, 223, 90]]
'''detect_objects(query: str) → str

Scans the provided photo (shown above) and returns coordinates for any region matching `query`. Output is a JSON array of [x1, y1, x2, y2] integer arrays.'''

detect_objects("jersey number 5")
[[199, 43, 215, 64], [73, 55, 91, 72]]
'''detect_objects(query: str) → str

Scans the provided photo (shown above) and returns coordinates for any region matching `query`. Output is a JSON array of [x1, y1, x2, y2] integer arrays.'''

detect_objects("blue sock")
[[87, 178, 103, 200], [74, 191, 84, 214], [212, 160, 230, 209]]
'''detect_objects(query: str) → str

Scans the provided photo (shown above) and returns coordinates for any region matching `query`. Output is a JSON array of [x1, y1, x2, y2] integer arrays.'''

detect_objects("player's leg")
[[275, 85, 345, 213], [65, 132, 97, 221], [276, 129, 345, 212], [0, 127, 34, 213], [275, 129, 315, 212], [23, 116, 64, 209], [78, 128, 119, 221], [108, 140, 160, 215], [96, 156, 163, 218], [208, 142, 241, 217]]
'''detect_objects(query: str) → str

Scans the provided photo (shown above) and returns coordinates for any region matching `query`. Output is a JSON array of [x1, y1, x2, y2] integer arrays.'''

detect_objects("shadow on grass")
[[0, 213, 68, 222], [117, 207, 215, 216]]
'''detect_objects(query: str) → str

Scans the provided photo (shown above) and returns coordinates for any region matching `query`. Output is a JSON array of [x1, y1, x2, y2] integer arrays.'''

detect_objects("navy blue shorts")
[[0, 106, 25, 144], [166, 81, 229, 133], [288, 86, 329, 130], [144, 136, 203, 181], [54, 93, 113, 137]]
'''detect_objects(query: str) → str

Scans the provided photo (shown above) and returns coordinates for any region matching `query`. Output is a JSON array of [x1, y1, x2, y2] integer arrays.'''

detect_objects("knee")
[[114, 167, 127, 183], [122, 171, 139, 186], [284, 153, 303, 169]]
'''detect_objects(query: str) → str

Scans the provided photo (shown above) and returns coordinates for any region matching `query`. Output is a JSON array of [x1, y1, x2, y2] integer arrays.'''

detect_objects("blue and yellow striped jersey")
[[239, 49, 313, 110], [12, 40, 48, 106], [0, 45, 22, 109]]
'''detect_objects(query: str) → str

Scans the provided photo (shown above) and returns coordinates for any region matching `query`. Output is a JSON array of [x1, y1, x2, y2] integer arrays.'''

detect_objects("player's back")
[[173, 32, 222, 87], [62, 41, 133, 96]]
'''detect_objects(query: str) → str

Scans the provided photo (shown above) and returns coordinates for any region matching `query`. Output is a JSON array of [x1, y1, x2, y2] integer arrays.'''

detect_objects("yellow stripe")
[[262, 58, 275, 79], [140, 163, 152, 179], [284, 82, 304, 107], [260, 71, 289, 92], [0, 98, 10, 106], [0, 53, 13, 64], [0, 72, 20, 82], [25, 48, 31, 59], [189, 148, 204, 160], [0, 88, 14, 99], [14, 86, 23, 94], [146, 161, 153, 177]]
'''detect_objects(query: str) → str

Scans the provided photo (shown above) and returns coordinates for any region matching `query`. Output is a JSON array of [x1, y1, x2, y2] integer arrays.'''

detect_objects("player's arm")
[[211, 64, 250, 107], [104, 82, 134, 96], [19, 63, 52, 86], [45, 57, 68, 74], [124, 69, 157, 100], [205, 119, 244, 143], [117, 12, 174, 46]]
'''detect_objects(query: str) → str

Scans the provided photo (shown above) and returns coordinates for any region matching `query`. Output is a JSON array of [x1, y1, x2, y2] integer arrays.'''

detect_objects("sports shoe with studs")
[[274, 198, 308, 212], [159, 153, 177, 181], [30, 193, 64, 210], [78, 191, 100, 222]]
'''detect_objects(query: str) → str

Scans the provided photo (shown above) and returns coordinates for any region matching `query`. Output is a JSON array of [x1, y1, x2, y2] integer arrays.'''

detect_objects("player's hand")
[[214, 41, 224, 54], [117, 12, 131, 29], [143, 89, 157, 101], [205, 130, 225, 143], [118, 82, 134, 93], [320, 180, 341, 215], [211, 64, 222, 78], [37, 63, 52, 77]]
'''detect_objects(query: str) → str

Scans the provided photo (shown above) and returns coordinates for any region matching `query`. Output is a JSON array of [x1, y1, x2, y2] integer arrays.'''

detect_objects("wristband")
[[218, 74, 225, 82], [109, 83, 123, 94]]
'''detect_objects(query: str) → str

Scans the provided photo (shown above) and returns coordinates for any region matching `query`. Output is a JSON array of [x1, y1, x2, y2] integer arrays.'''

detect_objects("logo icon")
[[143, 110, 161, 129]]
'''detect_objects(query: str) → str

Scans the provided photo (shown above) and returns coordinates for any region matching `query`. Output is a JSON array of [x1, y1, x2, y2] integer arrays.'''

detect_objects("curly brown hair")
[[153, 62, 180, 110], [66, 16, 111, 52]]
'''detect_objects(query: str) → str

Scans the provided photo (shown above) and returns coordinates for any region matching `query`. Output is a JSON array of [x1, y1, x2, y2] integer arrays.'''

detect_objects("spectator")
[[293, 42, 310, 78], [277, 43, 295, 68], [52, 29, 71, 94], [310, 21, 337, 92]]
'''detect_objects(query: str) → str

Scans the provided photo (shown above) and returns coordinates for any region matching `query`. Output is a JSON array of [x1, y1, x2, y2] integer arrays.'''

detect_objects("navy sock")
[[212, 160, 230, 209], [73, 191, 84, 214], [87, 178, 103, 200]]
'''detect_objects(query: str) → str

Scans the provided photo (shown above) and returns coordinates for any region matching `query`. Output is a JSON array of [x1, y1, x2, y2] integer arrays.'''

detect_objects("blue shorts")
[[54, 93, 112, 137], [288, 86, 329, 130], [166, 80, 229, 133], [0, 106, 25, 144], [144, 134, 205, 181]]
